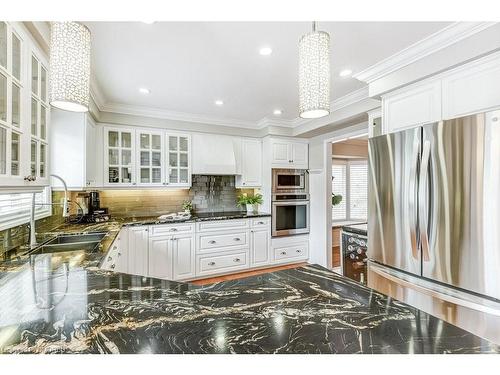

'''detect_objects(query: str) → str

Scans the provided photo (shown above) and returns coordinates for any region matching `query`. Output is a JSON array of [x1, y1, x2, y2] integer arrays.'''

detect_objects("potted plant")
[[332, 194, 343, 206], [237, 193, 264, 213], [182, 200, 193, 214]]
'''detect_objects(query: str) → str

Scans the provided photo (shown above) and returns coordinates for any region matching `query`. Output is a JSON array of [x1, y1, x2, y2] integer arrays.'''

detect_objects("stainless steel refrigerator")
[[368, 110, 500, 301]]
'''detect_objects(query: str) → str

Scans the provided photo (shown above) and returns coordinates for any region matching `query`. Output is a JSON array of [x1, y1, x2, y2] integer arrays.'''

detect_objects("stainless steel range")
[[271, 169, 310, 237]]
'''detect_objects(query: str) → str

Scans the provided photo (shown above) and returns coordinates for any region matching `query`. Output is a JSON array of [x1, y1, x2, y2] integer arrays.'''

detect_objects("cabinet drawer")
[[150, 223, 195, 236], [273, 243, 309, 262], [196, 250, 249, 276], [198, 231, 249, 252], [196, 219, 249, 232], [250, 217, 270, 228]]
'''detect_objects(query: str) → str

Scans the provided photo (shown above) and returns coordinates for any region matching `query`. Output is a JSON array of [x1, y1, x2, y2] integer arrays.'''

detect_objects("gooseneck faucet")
[[29, 174, 70, 247]]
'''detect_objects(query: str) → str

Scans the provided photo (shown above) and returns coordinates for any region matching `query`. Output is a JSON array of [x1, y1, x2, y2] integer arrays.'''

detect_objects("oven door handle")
[[272, 200, 310, 206]]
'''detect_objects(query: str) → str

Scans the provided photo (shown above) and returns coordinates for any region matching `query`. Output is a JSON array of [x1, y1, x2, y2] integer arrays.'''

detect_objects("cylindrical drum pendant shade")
[[299, 30, 330, 119], [49, 22, 91, 112]]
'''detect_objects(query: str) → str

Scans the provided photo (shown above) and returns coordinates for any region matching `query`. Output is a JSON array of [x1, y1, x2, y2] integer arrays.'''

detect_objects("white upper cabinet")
[[382, 80, 442, 133], [104, 126, 136, 187], [137, 129, 164, 186], [442, 53, 500, 119], [166, 132, 191, 187], [50, 110, 98, 190], [236, 138, 262, 188], [270, 139, 309, 169], [381, 51, 500, 135], [0, 22, 49, 188]]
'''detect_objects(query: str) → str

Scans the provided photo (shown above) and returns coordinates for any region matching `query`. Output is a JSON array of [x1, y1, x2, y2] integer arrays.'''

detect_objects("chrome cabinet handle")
[[233, 258, 241, 262], [170, 228, 178, 232], [208, 261, 216, 266], [233, 237, 241, 241], [209, 240, 216, 244], [281, 251, 287, 255], [257, 221, 264, 225], [110, 264, 116, 269], [117, 252, 121, 256], [296, 249, 301, 253], [107, 256, 112, 261], [132, 182, 137, 185]]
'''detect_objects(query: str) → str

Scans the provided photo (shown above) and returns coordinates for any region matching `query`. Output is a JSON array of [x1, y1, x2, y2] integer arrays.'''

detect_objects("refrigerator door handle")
[[408, 138, 420, 259], [418, 140, 431, 261]]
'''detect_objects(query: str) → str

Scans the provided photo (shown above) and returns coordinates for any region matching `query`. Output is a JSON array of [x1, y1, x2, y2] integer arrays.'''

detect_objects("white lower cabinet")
[[196, 249, 249, 277], [127, 227, 149, 276], [250, 229, 271, 267], [172, 234, 196, 280], [102, 217, 307, 281], [148, 236, 173, 280], [271, 235, 309, 265]]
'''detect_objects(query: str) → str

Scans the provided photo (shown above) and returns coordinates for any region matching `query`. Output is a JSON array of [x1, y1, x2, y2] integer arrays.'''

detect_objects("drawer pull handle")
[[170, 228, 178, 232], [209, 240, 217, 244], [281, 251, 287, 255], [233, 258, 241, 262], [208, 261, 216, 266], [296, 249, 301, 253], [257, 221, 264, 225], [110, 264, 116, 269], [233, 237, 241, 241]]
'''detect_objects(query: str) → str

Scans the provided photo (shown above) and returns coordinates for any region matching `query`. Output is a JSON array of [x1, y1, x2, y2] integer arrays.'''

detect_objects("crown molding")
[[99, 102, 267, 130], [353, 22, 497, 84]]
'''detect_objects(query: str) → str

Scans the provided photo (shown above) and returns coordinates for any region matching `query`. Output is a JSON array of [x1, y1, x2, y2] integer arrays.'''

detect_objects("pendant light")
[[299, 22, 330, 119], [49, 22, 91, 112]]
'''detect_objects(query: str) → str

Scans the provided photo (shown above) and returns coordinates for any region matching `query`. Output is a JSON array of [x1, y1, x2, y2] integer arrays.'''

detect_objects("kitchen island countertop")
[[0, 225, 499, 353]]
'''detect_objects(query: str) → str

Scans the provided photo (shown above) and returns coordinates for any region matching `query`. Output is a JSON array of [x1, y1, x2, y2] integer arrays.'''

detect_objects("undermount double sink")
[[29, 233, 107, 255]]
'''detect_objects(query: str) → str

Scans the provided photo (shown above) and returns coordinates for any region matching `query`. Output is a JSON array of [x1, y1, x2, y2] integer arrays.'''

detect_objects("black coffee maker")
[[84, 191, 110, 223]]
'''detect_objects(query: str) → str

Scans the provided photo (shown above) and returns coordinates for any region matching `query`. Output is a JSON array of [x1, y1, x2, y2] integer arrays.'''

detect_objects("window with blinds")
[[332, 163, 347, 221], [0, 188, 51, 231], [332, 160, 368, 222], [349, 162, 368, 220]]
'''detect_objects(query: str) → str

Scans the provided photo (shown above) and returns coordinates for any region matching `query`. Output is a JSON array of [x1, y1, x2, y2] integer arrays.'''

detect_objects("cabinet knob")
[[257, 221, 264, 225], [170, 228, 178, 232], [281, 251, 287, 255], [113, 246, 117, 250], [208, 261, 216, 266], [209, 240, 217, 244], [107, 256, 112, 261], [296, 249, 301, 253], [110, 264, 116, 269], [117, 252, 121, 256], [233, 237, 241, 241], [233, 258, 241, 262]]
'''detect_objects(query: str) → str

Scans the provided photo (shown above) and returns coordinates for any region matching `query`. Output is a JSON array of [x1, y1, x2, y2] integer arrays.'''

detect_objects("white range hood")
[[191, 134, 237, 175]]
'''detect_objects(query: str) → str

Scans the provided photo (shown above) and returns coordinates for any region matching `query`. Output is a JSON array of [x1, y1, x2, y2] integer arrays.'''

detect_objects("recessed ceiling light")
[[139, 88, 150, 94], [339, 69, 353, 78], [215, 100, 224, 106], [273, 109, 283, 116], [259, 47, 273, 56]]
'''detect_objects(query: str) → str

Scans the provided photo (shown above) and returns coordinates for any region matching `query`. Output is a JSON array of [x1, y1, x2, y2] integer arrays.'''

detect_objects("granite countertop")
[[342, 223, 368, 236], [0, 225, 499, 353], [0, 211, 271, 264]]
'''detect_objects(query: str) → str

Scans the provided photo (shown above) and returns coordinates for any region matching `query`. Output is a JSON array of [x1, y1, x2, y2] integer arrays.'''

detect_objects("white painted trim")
[[353, 22, 497, 84]]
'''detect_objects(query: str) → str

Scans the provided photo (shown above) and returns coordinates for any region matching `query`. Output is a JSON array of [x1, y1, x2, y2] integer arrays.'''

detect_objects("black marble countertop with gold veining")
[[0, 215, 499, 354]]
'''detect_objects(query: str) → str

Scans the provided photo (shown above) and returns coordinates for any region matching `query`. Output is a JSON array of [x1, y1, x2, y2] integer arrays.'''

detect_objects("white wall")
[[307, 122, 368, 268]]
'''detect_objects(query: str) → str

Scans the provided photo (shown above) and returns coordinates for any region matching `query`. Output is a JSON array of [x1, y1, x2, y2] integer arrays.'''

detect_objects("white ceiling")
[[86, 22, 451, 126]]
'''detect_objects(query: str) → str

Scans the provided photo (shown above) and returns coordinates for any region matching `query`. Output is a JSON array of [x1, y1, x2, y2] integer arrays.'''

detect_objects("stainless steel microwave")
[[272, 169, 308, 194]]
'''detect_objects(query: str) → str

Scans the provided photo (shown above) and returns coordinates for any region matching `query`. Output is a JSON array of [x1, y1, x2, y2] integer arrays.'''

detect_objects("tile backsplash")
[[0, 176, 257, 256]]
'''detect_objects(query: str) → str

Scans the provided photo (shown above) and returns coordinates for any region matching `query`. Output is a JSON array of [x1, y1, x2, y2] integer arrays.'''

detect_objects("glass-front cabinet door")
[[104, 127, 136, 186], [166, 133, 191, 187], [137, 130, 163, 186]]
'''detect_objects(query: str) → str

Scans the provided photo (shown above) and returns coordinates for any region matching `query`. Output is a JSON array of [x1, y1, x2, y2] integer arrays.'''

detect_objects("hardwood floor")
[[190, 262, 308, 285]]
